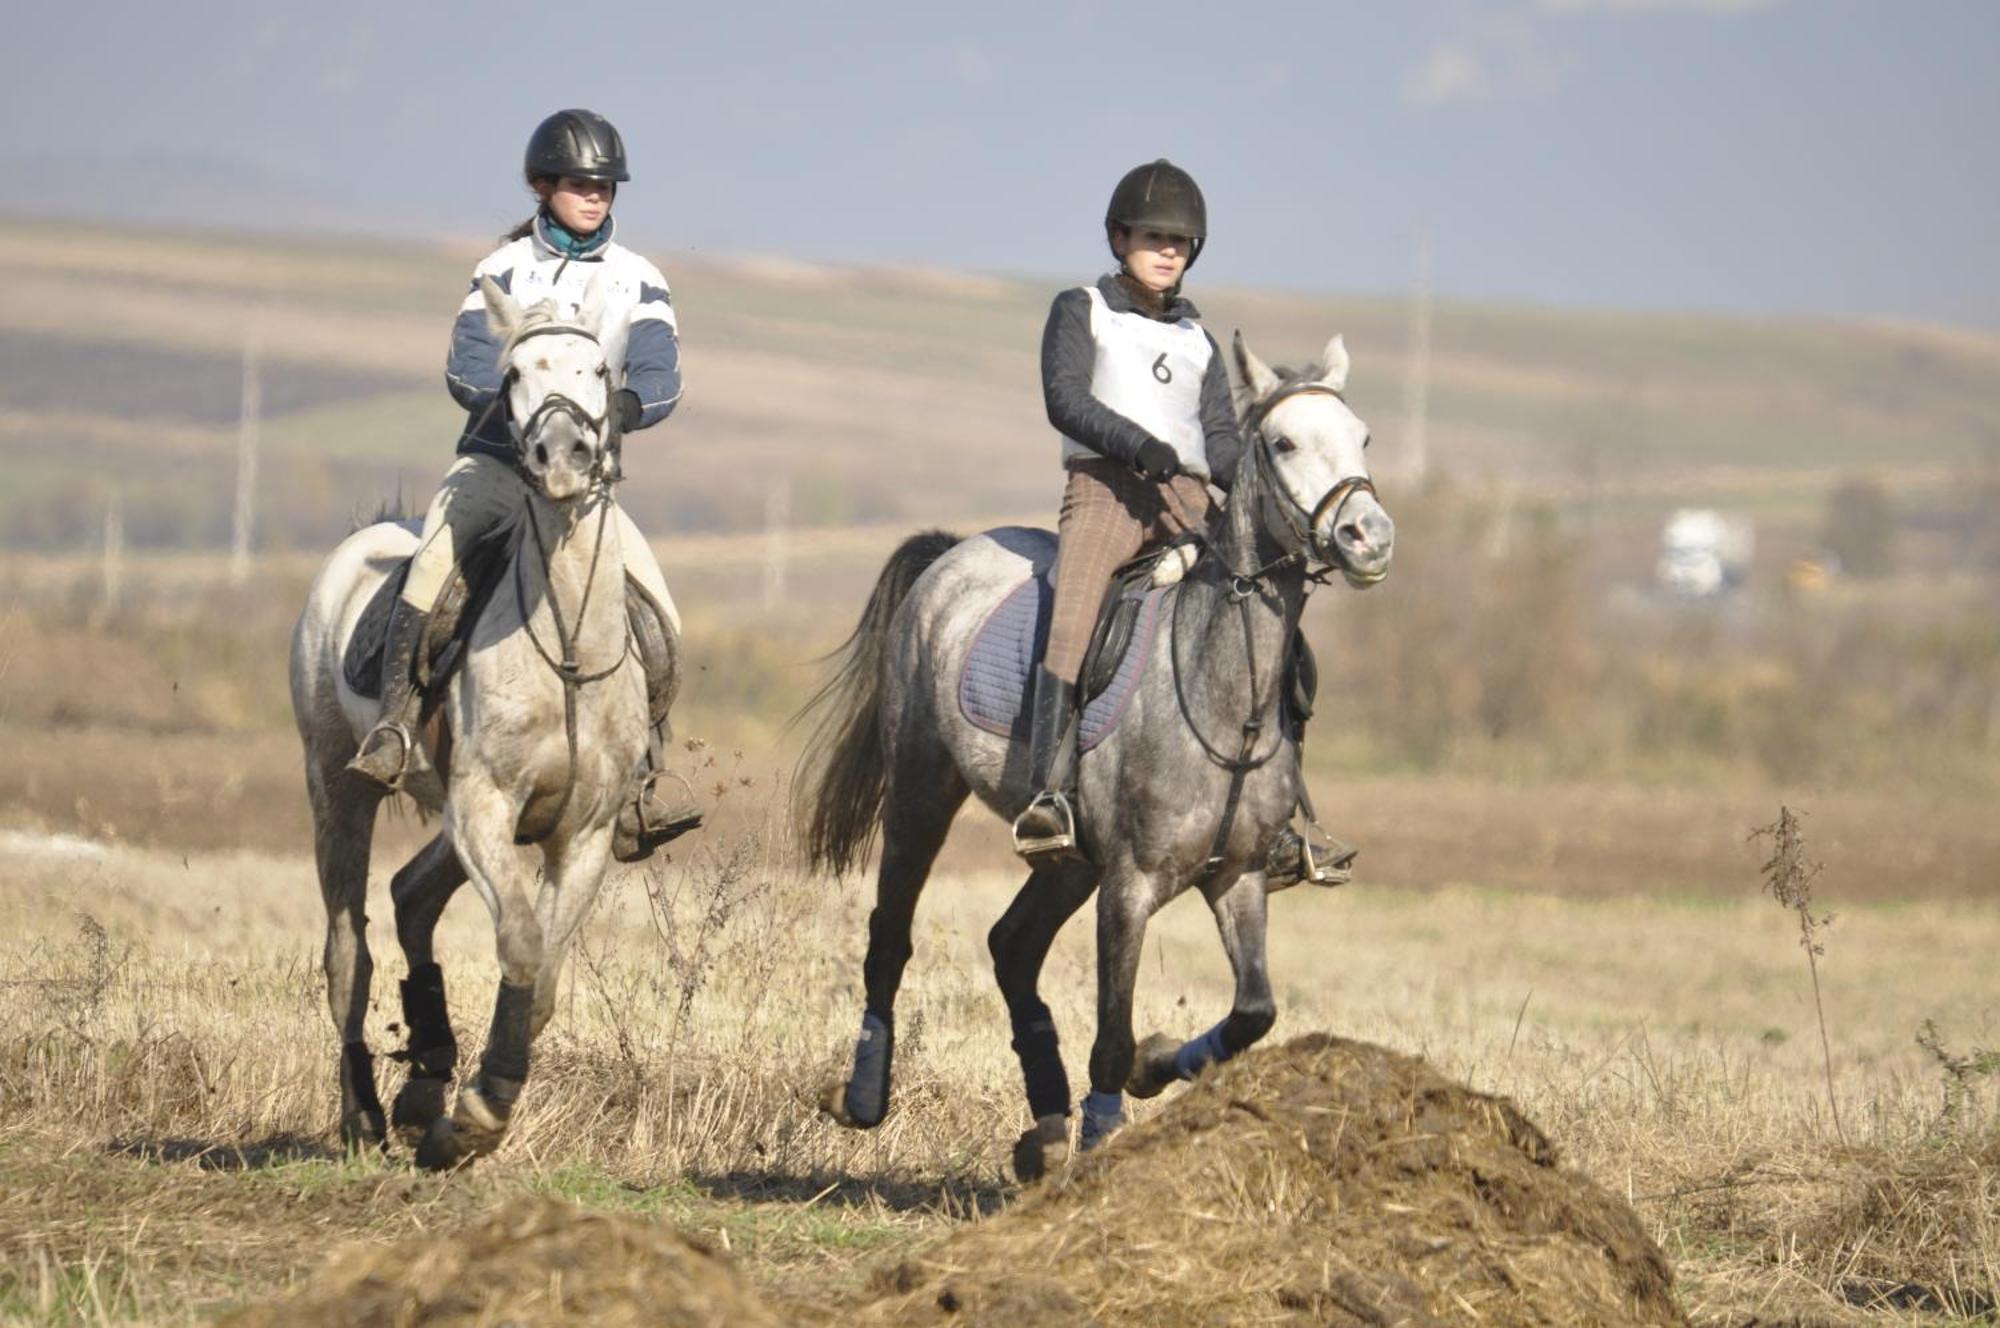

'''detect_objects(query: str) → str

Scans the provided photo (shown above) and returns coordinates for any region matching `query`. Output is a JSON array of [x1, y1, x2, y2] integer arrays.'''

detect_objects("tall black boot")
[[347, 599, 433, 791], [1011, 666, 1080, 861]]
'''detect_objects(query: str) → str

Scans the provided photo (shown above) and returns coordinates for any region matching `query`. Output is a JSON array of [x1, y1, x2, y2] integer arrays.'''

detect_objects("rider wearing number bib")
[[348, 108, 697, 861], [1012, 159, 1242, 861], [1012, 159, 1350, 888]]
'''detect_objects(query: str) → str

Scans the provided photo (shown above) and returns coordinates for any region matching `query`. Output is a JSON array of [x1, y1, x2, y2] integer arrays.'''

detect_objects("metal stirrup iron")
[[1011, 790, 1078, 858]]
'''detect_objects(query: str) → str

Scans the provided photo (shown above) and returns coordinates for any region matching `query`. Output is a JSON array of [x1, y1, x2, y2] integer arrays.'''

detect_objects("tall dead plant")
[[1752, 805, 1846, 1145]]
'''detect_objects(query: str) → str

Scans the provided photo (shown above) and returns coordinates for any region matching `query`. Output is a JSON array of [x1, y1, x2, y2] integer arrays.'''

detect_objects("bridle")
[[502, 321, 614, 480], [491, 317, 632, 838], [1167, 377, 1380, 882], [1242, 382, 1377, 576]]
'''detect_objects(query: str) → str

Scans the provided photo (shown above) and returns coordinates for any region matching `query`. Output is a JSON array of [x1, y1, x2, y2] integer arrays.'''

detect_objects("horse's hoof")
[[1011, 1114, 1071, 1184], [413, 1118, 464, 1172], [391, 1075, 451, 1149], [1126, 1033, 1183, 1100], [340, 1108, 388, 1153], [451, 1083, 511, 1158], [818, 1079, 858, 1128]]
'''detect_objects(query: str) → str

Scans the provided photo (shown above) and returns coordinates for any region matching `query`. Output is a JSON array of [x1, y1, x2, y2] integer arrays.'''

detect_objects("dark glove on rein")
[[613, 388, 643, 434], [1134, 438, 1181, 483]]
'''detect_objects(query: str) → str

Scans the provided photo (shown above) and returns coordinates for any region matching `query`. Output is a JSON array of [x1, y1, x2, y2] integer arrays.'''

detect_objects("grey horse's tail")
[[793, 529, 961, 877]]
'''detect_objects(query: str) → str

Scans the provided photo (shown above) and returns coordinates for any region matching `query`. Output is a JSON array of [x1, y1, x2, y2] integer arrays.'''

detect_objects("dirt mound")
[[221, 1197, 783, 1328], [224, 1036, 1683, 1327], [833, 1033, 1685, 1327]]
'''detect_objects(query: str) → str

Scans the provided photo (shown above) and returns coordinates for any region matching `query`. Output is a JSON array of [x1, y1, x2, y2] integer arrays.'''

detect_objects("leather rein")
[[1170, 381, 1375, 882], [493, 319, 633, 838]]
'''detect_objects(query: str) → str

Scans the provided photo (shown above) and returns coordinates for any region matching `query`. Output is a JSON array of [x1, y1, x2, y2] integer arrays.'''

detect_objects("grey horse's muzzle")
[[1317, 486, 1394, 586]]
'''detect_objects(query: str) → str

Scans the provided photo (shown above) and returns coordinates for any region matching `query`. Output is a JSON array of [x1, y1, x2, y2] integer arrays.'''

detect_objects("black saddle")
[[342, 527, 518, 703], [343, 526, 683, 724]]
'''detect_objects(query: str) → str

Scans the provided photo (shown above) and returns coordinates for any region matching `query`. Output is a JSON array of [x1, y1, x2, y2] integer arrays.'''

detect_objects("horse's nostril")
[[533, 443, 549, 467], [1338, 522, 1366, 548]]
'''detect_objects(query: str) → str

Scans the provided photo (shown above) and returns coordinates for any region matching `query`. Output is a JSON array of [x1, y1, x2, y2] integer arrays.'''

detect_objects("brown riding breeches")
[[1044, 459, 1213, 684]]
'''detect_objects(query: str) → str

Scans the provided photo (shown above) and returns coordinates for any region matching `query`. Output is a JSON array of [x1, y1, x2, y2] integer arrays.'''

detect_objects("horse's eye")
[[596, 365, 609, 378], [1362, 434, 1371, 450], [1272, 436, 1297, 454]]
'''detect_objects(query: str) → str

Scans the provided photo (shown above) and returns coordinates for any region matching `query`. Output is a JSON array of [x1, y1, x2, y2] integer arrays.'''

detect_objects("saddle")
[[342, 529, 679, 729]]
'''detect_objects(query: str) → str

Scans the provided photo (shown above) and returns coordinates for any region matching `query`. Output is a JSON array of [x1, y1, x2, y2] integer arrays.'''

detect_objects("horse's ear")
[[575, 274, 608, 335], [1233, 330, 1281, 399], [1318, 334, 1351, 392], [480, 274, 520, 341]]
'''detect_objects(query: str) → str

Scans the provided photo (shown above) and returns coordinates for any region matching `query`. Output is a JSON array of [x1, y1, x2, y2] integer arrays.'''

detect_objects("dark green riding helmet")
[[525, 109, 629, 184], [1105, 158, 1207, 267]]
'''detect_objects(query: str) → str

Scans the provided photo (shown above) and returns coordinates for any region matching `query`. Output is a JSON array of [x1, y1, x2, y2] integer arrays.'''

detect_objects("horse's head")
[[1233, 332, 1395, 588], [480, 274, 614, 503]]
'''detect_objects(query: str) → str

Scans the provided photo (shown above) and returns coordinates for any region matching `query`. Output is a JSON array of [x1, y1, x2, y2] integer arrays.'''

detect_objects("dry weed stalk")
[[1751, 805, 1845, 1145], [1915, 1018, 2000, 1130]]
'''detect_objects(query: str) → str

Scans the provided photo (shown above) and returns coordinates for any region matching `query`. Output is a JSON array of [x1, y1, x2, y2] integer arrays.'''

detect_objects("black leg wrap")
[[478, 979, 534, 1098], [399, 963, 457, 1078], [1010, 1007, 1070, 1122], [842, 1009, 894, 1128]]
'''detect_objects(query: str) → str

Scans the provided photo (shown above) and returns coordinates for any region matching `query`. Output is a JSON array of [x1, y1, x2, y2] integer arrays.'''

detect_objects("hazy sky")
[[6, 1, 1996, 324]]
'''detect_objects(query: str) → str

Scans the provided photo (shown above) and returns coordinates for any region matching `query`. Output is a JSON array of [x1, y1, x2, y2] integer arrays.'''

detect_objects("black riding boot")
[[347, 599, 433, 791], [1011, 666, 1080, 861], [613, 722, 704, 863]]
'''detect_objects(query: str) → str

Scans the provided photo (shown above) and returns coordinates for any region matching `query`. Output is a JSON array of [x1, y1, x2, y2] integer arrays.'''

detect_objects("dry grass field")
[[2, 218, 1997, 1324], [1, 814, 1995, 1324]]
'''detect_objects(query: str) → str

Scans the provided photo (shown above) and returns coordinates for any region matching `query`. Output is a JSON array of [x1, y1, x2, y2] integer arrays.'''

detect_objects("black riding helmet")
[[525, 109, 629, 184], [1105, 158, 1207, 268]]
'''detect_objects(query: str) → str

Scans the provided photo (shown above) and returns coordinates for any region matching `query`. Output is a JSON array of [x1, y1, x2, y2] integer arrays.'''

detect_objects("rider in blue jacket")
[[348, 109, 696, 861]]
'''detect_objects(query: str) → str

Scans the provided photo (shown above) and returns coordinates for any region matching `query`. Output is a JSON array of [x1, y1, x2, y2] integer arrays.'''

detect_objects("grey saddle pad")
[[959, 566, 1168, 753]]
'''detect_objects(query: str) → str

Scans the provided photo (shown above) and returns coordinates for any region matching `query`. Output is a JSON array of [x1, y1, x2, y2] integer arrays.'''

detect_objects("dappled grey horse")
[[290, 275, 653, 1168], [795, 332, 1394, 1176]]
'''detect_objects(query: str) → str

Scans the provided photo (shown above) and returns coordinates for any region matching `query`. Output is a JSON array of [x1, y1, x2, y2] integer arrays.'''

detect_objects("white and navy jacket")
[[446, 215, 683, 460], [1041, 274, 1241, 488]]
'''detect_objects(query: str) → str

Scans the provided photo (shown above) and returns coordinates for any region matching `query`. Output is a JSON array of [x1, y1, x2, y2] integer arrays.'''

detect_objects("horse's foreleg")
[[387, 833, 467, 1148], [989, 860, 1096, 1180], [1130, 872, 1276, 1098], [823, 766, 967, 1130], [418, 784, 543, 1170], [308, 768, 386, 1151], [1083, 874, 1164, 1152], [530, 829, 617, 1038]]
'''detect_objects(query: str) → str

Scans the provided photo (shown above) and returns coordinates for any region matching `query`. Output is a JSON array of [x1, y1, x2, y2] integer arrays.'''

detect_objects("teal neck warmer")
[[540, 211, 609, 258]]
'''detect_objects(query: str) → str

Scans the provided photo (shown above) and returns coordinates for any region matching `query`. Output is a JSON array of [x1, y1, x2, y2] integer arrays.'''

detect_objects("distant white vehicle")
[[1656, 509, 1754, 599]]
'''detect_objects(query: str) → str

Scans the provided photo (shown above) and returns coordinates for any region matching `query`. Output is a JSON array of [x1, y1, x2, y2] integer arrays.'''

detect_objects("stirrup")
[[614, 769, 703, 863], [1011, 790, 1079, 861], [348, 721, 422, 792], [1266, 823, 1356, 891]]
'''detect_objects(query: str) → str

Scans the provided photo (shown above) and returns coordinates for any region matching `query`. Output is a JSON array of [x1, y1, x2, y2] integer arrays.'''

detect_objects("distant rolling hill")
[[3, 215, 1997, 563]]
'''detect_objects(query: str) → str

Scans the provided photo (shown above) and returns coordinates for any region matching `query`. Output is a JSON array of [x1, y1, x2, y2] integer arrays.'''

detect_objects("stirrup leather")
[[1011, 790, 1078, 859]]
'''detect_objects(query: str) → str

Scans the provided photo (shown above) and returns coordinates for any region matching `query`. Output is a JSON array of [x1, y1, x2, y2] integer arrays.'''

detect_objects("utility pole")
[[100, 488, 123, 618], [1403, 227, 1434, 485], [230, 330, 262, 585], [762, 477, 791, 612]]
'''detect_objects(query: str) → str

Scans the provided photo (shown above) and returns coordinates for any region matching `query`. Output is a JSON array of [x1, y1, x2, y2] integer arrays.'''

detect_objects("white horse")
[[289, 276, 651, 1168]]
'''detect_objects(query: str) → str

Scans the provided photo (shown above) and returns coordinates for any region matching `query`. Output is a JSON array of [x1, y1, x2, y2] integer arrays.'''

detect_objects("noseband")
[[1245, 383, 1377, 570]]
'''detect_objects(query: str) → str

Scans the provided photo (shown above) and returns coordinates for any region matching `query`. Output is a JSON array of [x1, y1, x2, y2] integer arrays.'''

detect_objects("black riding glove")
[[1134, 438, 1181, 484], [612, 388, 643, 434]]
